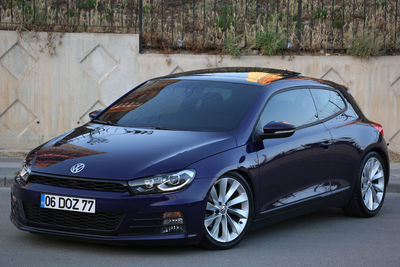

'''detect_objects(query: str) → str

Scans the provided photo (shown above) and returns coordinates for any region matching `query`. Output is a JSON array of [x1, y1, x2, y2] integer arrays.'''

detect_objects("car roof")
[[154, 67, 301, 86], [152, 67, 350, 96]]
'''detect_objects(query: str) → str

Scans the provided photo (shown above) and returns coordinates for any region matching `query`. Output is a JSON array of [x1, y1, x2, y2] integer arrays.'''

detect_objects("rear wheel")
[[201, 173, 253, 249], [344, 152, 387, 217]]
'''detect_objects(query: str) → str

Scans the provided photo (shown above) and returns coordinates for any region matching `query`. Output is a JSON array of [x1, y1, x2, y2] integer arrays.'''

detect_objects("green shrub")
[[313, 8, 328, 20], [253, 31, 286, 56], [333, 20, 343, 28], [217, 4, 234, 30], [224, 38, 241, 58], [349, 35, 383, 58], [76, 0, 96, 10]]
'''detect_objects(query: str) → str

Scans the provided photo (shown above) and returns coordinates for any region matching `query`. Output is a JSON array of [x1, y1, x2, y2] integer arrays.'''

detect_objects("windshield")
[[96, 79, 262, 131]]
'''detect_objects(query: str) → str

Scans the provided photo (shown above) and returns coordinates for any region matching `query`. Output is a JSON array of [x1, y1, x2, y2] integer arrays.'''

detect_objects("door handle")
[[320, 140, 333, 149]]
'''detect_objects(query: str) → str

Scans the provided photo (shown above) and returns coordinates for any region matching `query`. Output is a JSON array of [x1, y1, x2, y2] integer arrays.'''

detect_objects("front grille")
[[29, 175, 127, 193], [23, 203, 123, 231]]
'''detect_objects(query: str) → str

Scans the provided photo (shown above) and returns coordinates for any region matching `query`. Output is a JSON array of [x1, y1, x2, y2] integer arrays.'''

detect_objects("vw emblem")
[[70, 163, 85, 174]]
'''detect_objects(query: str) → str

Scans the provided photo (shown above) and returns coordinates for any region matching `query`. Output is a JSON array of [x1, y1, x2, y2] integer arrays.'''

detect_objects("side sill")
[[252, 186, 351, 227]]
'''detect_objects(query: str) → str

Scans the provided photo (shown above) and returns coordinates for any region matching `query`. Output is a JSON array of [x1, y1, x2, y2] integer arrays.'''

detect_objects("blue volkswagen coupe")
[[11, 68, 389, 249]]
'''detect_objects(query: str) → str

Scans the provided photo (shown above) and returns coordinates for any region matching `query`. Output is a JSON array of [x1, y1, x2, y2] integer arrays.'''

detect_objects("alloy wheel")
[[361, 157, 385, 211], [204, 177, 249, 243]]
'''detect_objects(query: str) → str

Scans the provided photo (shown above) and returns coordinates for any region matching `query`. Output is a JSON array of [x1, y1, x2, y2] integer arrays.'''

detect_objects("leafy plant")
[[313, 8, 328, 20], [143, 6, 151, 14], [333, 20, 343, 28], [76, 0, 96, 10], [105, 7, 112, 22], [217, 4, 234, 30], [349, 35, 383, 58], [252, 31, 286, 56], [224, 38, 241, 58], [16, 1, 34, 21]]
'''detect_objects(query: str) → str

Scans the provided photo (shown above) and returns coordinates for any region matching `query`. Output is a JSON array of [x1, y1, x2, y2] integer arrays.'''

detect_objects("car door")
[[309, 88, 360, 192], [255, 88, 333, 212]]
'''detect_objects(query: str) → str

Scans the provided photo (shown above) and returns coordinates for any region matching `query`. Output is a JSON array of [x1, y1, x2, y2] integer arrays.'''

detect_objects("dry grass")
[[0, 0, 399, 56]]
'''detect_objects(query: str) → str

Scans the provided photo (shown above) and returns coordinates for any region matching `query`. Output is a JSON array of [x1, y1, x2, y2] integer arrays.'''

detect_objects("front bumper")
[[10, 177, 211, 245]]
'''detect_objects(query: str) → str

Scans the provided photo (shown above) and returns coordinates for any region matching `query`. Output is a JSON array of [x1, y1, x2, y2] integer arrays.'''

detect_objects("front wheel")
[[201, 172, 253, 249], [344, 152, 387, 217]]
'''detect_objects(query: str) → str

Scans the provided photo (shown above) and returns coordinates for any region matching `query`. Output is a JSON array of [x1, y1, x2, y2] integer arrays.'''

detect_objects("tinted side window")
[[311, 89, 346, 120], [257, 89, 318, 131]]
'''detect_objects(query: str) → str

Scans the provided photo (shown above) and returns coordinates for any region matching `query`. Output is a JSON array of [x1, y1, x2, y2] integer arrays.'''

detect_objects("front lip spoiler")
[[10, 213, 200, 245]]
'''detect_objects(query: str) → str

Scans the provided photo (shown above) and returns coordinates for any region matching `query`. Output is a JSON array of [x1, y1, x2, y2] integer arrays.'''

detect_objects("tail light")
[[371, 123, 384, 136]]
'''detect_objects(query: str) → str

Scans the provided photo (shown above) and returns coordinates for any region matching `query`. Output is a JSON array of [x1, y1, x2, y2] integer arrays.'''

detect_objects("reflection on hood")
[[35, 143, 105, 168]]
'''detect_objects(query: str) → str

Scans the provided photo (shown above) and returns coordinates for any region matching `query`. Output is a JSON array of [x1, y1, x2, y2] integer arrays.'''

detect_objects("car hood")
[[30, 123, 236, 180]]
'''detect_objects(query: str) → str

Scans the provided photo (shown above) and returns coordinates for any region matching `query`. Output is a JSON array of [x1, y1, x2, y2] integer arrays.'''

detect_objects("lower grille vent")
[[23, 203, 123, 231]]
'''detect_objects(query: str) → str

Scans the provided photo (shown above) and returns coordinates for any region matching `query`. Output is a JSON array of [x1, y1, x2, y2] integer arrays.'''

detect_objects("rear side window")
[[310, 89, 346, 120], [256, 89, 318, 131]]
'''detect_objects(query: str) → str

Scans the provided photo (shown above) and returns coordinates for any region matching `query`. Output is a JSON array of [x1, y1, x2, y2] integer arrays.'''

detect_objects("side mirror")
[[260, 121, 296, 139], [89, 109, 102, 119]]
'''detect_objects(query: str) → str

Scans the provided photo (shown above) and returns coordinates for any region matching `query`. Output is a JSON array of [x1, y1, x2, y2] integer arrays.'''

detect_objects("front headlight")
[[18, 160, 31, 182], [128, 169, 196, 195]]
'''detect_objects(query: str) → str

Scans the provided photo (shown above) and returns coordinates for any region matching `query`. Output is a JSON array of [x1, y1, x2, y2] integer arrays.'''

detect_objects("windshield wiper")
[[92, 119, 117, 126]]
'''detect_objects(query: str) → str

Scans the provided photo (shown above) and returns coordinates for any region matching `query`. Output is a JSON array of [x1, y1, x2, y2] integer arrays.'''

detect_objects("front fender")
[[187, 144, 260, 212]]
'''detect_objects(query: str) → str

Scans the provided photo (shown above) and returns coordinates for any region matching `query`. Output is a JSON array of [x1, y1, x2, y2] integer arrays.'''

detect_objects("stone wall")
[[1, 31, 399, 152]]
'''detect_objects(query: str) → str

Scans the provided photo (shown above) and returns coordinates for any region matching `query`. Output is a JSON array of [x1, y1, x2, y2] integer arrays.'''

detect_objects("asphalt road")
[[1, 187, 399, 267]]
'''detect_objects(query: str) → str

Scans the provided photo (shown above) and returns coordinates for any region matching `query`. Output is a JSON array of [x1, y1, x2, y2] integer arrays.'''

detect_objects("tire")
[[344, 151, 387, 217], [201, 172, 254, 249]]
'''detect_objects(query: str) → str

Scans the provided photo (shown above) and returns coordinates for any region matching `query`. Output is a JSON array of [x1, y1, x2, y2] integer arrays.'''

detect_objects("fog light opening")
[[161, 211, 185, 234]]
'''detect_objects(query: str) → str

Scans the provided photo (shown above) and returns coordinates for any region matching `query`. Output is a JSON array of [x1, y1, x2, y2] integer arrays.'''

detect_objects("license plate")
[[40, 193, 96, 213]]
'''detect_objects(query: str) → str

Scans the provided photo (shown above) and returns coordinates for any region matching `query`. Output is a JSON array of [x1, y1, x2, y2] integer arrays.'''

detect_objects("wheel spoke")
[[361, 185, 369, 195], [210, 215, 221, 238], [371, 170, 384, 181], [361, 175, 367, 184], [364, 188, 371, 207], [376, 192, 383, 203], [227, 214, 242, 235], [224, 180, 240, 203], [204, 214, 218, 227], [228, 207, 247, 218], [365, 160, 372, 177], [227, 194, 247, 207], [206, 202, 218, 211], [218, 179, 228, 203], [368, 188, 374, 210], [372, 183, 384, 193], [371, 187, 379, 204], [210, 186, 219, 205], [369, 160, 380, 179], [362, 168, 369, 181], [221, 215, 230, 242]]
